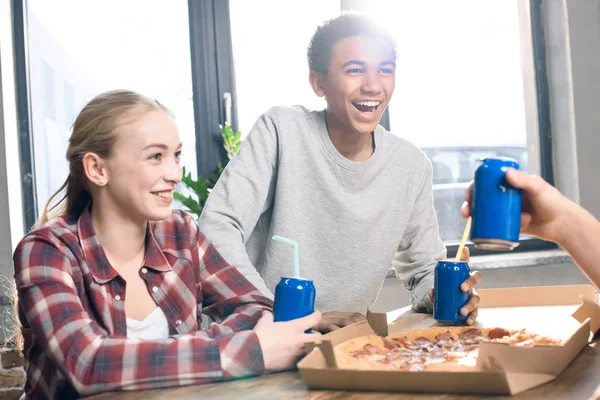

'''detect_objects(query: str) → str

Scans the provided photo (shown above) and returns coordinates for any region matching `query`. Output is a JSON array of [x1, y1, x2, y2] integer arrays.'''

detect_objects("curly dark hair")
[[307, 12, 397, 76]]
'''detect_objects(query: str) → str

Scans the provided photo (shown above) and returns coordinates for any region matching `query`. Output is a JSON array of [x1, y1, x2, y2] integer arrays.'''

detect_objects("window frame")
[[12, 0, 38, 231]]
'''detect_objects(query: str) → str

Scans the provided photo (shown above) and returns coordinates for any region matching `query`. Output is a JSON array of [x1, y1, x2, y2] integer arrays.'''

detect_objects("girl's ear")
[[82, 152, 108, 186]]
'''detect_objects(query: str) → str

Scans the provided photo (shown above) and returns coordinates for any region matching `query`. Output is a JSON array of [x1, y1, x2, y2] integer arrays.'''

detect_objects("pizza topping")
[[435, 331, 453, 342], [385, 351, 404, 362], [391, 337, 419, 350], [363, 344, 378, 354], [462, 338, 481, 346], [382, 338, 398, 350], [440, 342, 456, 350], [413, 337, 432, 346], [344, 327, 561, 371], [530, 336, 562, 346], [460, 328, 482, 339], [516, 338, 535, 347], [458, 344, 479, 352], [488, 328, 510, 339]]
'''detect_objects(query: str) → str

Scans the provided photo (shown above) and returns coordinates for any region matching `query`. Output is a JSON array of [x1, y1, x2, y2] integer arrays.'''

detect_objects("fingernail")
[[462, 284, 469, 291], [461, 308, 468, 316], [467, 318, 473, 325]]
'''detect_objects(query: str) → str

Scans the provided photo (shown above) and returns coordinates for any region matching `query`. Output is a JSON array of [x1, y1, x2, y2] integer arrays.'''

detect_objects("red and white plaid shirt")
[[13, 208, 273, 399]]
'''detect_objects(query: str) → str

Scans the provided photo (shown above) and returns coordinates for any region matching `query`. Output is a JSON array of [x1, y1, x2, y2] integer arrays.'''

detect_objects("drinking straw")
[[455, 217, 472, 262], [272, 235, 300, 278]]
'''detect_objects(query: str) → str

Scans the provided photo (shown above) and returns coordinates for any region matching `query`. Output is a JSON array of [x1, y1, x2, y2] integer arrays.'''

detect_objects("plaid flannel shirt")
[[13, 208, 273, 399]]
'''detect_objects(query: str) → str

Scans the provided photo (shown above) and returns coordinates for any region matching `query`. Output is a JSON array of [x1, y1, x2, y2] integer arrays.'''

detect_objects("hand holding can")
[[470, 157, 522, 250], [433, 260, 471, 325], [271, 235, 316, 333]]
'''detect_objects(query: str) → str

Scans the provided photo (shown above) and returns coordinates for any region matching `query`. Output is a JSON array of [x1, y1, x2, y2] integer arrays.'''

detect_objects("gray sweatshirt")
[[198, 106, 446, 313]]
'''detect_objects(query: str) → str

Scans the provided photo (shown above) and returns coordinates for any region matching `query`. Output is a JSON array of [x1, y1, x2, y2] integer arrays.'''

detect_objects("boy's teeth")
[[356, 101, 380, 107]]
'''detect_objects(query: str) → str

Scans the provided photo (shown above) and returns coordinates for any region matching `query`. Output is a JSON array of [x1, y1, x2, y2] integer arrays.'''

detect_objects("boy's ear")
[[309, 71, 326, 98]]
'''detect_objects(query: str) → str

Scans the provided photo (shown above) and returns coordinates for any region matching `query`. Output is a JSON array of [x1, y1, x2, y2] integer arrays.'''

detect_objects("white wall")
[[543, 0, 600, 216], [565, 0, 600, 218]]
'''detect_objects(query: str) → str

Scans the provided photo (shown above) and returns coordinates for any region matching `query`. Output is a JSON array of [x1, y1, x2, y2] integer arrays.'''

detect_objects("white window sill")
[[468, 249, 571, 270], [387, 249, 572, 278]]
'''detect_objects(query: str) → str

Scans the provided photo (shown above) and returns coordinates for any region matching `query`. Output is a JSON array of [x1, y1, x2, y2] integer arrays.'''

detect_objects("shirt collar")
[[78, 207, 172, 284]]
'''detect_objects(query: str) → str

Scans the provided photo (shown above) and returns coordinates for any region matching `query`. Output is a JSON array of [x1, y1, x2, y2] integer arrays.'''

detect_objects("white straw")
[[272, 235, 300, 278]]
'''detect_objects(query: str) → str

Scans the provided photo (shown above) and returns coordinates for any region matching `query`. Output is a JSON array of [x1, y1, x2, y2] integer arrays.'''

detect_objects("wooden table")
[[89, 341, 600, 400]]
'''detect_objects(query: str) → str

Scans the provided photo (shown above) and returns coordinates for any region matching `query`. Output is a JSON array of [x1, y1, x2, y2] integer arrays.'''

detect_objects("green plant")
[[174, 124, 243, 219]]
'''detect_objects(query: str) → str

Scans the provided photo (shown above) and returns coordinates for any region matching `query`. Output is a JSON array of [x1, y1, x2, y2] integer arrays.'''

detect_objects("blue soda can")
[[433, 261, 471, 325], [471, 157, 522, 250], [273, 277, 316, 332]]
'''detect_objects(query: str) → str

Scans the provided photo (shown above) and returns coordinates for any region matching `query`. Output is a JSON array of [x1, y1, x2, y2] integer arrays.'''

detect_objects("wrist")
[[252, 331, 270, 373], [555, 205, 591, 247]]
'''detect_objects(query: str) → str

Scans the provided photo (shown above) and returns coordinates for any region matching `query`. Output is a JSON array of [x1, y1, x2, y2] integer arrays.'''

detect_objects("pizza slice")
[[334, 326, 562, 372]]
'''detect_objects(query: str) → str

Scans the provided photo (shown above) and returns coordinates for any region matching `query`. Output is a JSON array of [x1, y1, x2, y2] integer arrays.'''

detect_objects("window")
[[229, 0, 341, 137], [63, 81, 76, 128], [14, 0, 554, 253], [41, 60, 56, 121], [25, 0, 196, 216], [352, 0, 536, 244]]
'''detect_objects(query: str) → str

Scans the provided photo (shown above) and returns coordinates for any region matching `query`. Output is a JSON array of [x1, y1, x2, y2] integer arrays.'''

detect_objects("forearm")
[[409, 271, 435, 313], [394, 159, 445, 313], [202, 290, 273, 333], [39, 314, 264, 395], [199, 211, 274, 297], [198, 112, 280, 299], [559, 207, 600, 289], [19, 282, 266, 396], [75, 331, 264, 395]]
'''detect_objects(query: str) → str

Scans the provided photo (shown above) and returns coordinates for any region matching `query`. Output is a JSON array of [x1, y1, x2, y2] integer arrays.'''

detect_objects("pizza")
[[334, 326, 562, 372]]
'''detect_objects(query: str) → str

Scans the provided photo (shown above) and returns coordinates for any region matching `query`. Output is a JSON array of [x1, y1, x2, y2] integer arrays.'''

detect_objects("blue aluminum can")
[[433, 261, 471, 325], [470, 157, 522, 251], [273, 277, 316, 332]]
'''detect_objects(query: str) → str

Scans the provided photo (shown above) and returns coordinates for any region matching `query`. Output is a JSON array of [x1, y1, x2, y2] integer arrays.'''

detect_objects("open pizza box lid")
[[299, 284, 600, 395]]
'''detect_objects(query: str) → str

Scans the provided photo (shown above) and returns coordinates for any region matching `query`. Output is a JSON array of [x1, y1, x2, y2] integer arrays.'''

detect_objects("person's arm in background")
[[393, 159, 448, 312], [198, 110, 280, 298], [394, 159, 481, 322], [463, 168, 600, 289]]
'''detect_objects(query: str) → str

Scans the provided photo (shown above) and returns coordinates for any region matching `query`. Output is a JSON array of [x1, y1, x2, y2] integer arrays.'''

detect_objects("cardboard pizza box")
[[298, 284, 600, 395]]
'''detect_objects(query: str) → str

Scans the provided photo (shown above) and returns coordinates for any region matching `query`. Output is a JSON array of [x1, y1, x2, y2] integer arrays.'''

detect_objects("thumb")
[[293, 311, 322, 331], [505, 168, 528, 188], [505, 168, 546, 194]]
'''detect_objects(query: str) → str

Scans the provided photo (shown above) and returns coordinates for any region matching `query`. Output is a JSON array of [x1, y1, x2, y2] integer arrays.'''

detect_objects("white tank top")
[[126, 307, 170, 340]]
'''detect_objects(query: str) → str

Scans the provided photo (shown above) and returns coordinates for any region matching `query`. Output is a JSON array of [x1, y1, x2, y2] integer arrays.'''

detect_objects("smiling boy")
[[199, 13, 480, 332]]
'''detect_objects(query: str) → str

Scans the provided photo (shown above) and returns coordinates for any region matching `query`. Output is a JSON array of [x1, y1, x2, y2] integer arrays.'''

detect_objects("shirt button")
[[114, 295, 121, 301], [152, 286, 159, 293], [141, 268, 148, 274], [176, 320, 182, 325]]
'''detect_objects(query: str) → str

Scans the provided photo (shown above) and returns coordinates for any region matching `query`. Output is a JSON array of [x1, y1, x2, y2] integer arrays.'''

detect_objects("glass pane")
[[26, 0, 196, 215], [229, 0, 341, 137], [359, 1, 532, 243]]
